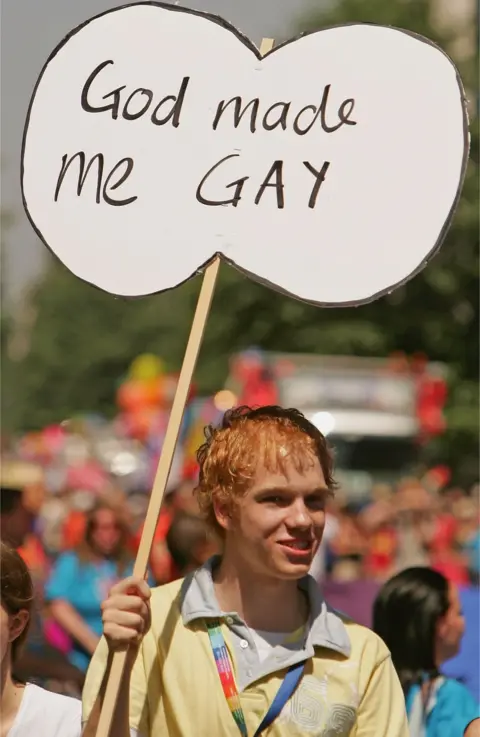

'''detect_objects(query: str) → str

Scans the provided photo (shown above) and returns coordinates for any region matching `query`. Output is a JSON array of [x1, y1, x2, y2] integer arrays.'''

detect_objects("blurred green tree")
[[7, 0, 478, 483]]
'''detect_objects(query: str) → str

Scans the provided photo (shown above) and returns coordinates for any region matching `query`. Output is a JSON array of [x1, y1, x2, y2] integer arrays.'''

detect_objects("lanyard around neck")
[[206, 618, 305, 737]]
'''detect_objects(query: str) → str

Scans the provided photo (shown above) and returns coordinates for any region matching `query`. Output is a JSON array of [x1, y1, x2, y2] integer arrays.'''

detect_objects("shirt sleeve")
[[45, 552, 77, 602], [355, 653, 409, 737], [82, 636, 151, 737]]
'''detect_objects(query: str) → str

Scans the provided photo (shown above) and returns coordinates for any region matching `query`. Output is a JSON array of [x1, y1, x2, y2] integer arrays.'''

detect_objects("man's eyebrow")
[[306, 486, 334, 498], [254, 485, 331, 495], [309, 486, 332, 495]]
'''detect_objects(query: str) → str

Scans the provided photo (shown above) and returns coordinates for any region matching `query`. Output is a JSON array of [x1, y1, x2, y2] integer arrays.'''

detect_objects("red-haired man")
[[83, 406, 408, 736]]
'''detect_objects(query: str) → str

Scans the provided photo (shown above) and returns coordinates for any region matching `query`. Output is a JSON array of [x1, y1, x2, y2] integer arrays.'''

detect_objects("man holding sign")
[[82, 405, 408, 737]]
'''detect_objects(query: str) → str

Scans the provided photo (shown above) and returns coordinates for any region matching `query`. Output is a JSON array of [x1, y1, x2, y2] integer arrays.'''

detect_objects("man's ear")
[[213, 497, 233, 533], [9, 610, 30, 644]]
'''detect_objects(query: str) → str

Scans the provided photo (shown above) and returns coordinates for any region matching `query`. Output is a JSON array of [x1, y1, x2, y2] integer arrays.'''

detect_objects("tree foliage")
[[4, 0, 478, 483]]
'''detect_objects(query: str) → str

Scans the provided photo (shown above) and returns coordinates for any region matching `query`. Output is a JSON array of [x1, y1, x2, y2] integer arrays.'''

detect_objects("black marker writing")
[[293, 86, 356, 135], [54, 152, 137, 206], [254, 160, 284, 208], [213, 85, 356, 136], [122, 88, 154, 121], [263, 102, 290, 131], [196, 154, 248, 207], [81, 61, 189, 128], [303, 161, 330, 208], [196, 154, 329, 210], [212, 97, 260, 133]]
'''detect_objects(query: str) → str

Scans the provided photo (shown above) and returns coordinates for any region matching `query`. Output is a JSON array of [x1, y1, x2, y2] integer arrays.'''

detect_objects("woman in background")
[[45, 501, 147, 674], [373, 566, 479, 737], [0, 541, 80, 737]]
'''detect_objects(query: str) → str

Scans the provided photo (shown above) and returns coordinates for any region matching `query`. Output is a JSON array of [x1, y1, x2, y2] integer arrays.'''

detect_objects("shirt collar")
[[179, 556, 351, 657]]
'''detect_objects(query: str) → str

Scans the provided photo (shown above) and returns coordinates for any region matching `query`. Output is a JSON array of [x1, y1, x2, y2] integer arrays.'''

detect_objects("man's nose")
[[286, 500, 311, 529]]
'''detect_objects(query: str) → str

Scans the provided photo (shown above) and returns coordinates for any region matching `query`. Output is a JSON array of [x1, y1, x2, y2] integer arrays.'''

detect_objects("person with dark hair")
[[0, 541, 81, 736], [83, 406, 408, 737], [373, 566, 479, 737], [0, 486, 36, 550], [165, 510, 220, 577]]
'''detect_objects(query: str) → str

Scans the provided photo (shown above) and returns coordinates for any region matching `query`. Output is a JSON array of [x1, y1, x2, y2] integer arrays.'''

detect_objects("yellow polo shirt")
[[82, 560, 409, 736]]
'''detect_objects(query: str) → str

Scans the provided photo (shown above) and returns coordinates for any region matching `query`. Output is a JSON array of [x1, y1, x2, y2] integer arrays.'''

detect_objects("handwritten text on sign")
[[22, 4, 467, 303], [55, 60, 357, 210]]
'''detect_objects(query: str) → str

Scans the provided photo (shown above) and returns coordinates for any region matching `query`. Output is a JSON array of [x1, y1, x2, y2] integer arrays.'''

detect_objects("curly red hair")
[[194, 405, 336, 534]]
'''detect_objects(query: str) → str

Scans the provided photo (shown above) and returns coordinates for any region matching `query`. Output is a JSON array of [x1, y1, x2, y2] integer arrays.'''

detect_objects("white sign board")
[[22, 3, 469, 305]]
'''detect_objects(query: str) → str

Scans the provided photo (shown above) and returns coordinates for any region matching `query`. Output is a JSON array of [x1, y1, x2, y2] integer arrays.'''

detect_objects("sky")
[[1, 0, 330, 303]]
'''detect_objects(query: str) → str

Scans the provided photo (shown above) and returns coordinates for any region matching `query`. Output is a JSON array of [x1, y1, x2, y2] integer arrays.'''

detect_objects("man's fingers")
[[102, 608, 148, 632], [108, 576, 151, 600], [101, 594, 148, 615], [103, 623, 144, 647]]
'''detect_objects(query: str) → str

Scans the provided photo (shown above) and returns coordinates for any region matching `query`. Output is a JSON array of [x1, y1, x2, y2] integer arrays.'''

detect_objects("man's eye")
[[262, 496, 286, 505], [306, 496, 326, 509]]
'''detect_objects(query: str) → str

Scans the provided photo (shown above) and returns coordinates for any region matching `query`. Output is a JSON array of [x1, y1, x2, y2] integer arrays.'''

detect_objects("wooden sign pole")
[[92, 256, 220, 736], [92, 37, 275, 737], [259, 37, 275, 55]]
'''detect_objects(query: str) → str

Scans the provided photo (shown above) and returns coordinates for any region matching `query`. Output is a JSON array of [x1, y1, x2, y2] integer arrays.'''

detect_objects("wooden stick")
[[259, 38, 275, 54], [93, 256, 221, 737]]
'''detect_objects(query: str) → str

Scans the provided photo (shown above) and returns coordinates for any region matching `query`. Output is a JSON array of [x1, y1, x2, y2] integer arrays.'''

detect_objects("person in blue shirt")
[[442, 584, 480, 701], [373, 566, 479, 737], [45, 501, 151, 673]]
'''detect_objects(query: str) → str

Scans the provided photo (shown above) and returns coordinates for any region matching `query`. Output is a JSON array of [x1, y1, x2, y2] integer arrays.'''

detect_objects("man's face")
[[217, 453, 329, 580]]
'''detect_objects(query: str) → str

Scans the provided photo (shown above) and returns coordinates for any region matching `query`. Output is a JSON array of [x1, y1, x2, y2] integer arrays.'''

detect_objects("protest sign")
[[23, 4, 468, 305]]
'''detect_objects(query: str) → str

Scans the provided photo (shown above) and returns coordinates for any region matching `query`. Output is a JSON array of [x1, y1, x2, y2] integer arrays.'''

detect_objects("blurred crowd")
[[318, 478, 480, 589], [1, 450, 478, 702]]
